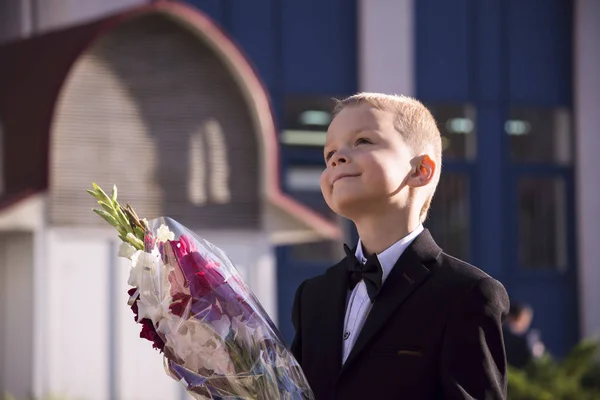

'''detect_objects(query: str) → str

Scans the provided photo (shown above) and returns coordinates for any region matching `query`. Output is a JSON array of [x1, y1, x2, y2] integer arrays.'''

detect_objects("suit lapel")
[[319, 260, 350, 376], [339, 229, 442, 374]]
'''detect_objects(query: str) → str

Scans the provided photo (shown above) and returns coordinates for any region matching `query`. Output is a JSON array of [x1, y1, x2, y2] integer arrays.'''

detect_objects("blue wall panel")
[[475, 0, 503, 104], [416, 0, 472, 101], [417, 0, 576, 357], [507, 0, 572, 106], [184, 0, 224, 23], [281, 0, 357, 95], [184, 0, 284, 120], [227, 0, 281, 109], [183, 0, 358, 117]]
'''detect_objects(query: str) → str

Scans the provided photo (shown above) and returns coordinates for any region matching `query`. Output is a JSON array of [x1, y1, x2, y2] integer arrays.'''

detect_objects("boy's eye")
[[355, 138, 371, 145], [325, 151, 335, 162]]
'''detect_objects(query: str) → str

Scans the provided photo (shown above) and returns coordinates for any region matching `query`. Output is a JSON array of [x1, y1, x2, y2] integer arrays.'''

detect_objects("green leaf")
[[93, 209, 120, 228], [116, 225, 128, 237], [86, 189, 102, 200], [134, 225, 145, 239], [98, 201, 117, 216], [91, 183, 112, 205], [111, 185, 118, 203], [126, 232, 144, 250], [115, 206, 133, 233]]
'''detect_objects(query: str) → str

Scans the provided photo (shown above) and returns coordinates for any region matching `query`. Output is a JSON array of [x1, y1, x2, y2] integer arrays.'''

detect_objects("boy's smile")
[[332, 172, 361, 185], [320, 103, 414, 220]]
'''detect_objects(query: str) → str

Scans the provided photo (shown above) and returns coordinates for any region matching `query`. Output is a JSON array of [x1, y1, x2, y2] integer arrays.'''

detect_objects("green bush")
[[508, 339, 600, 400]]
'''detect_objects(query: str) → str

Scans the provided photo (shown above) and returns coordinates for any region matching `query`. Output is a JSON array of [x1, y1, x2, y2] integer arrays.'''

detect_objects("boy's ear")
[[407, 155, 436, 188]]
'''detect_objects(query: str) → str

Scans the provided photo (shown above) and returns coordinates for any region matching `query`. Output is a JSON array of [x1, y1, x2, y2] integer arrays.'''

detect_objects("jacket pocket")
[[371, 346, 424, 357]]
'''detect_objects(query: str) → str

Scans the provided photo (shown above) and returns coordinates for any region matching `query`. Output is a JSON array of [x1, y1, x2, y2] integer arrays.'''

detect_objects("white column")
[[574, 0, 600, 339], [358, 0, 414, 95], [0, 233, 35, 400]]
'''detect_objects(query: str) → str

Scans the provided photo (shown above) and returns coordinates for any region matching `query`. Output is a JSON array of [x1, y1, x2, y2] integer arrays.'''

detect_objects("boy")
[[291, 93, 509, 399]]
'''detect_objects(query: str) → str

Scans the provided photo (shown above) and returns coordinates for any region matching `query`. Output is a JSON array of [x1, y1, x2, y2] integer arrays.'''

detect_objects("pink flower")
[[169, 236, 226, 299], [144, 233, 156, 250], [163, 243, 189, 298], [170, 235, 197, 259]]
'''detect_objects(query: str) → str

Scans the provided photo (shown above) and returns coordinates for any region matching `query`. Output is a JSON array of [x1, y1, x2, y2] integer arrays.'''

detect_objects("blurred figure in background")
[[503, 301, 546, 369]]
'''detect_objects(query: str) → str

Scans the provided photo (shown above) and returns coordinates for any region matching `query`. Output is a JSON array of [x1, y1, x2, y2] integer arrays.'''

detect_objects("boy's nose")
[[331, 152, 349, 167]]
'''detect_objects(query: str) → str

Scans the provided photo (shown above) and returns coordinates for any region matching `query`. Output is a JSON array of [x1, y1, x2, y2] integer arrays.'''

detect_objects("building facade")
[[0, 0, 599, 399]]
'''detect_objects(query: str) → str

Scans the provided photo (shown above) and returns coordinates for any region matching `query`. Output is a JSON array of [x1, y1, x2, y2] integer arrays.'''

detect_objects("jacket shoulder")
[[435, 252, 505, 292], [432, 253, 509, 318]]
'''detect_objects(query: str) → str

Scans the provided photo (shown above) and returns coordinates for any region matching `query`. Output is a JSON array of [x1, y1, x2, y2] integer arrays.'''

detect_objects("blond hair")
[[332, 93, 442, 222]]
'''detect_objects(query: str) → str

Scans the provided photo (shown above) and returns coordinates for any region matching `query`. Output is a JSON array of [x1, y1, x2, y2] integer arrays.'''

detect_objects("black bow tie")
[[344, 244, 383, 302]]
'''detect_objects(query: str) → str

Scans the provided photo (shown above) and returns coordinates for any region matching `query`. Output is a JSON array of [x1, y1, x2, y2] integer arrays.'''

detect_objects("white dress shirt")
[[342, 224, 424, 363]]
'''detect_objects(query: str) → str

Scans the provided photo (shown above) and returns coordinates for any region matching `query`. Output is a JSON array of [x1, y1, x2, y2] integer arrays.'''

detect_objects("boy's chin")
[[329, 195, 374, 219]]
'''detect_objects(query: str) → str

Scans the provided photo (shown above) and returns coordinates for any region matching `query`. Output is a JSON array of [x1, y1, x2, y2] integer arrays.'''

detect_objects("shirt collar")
[[355, 224, 425, 284]]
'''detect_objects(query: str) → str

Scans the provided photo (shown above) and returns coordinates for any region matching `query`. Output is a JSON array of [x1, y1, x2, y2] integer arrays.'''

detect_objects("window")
[[280, 96, 335, 148], [188, 119, 230, 205], [285, 166, 342, 264], [427, 104, 477, 161], [426, 173, 471, 262], [508, 107, 573, 271], [517, 177, 567, 270], [426, 104, 476, 262], [507, 107, 571, 165], [280, 97, 345, 264]]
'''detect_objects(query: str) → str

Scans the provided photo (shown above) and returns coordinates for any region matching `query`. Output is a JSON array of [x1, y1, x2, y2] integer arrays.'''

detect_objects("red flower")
[[169, 292, 192, 317], [127, 288, 164, 352], [128, 288, 139, 322], [140, 318, 165, 351]]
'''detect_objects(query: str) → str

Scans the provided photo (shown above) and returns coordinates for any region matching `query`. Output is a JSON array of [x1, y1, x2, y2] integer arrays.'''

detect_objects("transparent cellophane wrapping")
[[131, 217, 314, 400]]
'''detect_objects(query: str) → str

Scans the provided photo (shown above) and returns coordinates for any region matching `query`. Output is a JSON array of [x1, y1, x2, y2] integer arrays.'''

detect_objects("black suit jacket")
[[291, 229, 509, 400]]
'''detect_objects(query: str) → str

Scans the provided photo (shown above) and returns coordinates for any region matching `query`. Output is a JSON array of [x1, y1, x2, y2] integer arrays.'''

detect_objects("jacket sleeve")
[[291, 280, 306, 364], [440, 277, 510, 399]]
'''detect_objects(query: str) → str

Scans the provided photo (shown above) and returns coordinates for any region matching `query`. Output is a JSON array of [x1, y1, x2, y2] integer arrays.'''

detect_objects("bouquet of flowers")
[[87, 183, 314, 400]]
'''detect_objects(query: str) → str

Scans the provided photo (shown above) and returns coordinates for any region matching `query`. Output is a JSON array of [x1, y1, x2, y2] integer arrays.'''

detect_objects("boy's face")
[[320, 104, 415, 219]]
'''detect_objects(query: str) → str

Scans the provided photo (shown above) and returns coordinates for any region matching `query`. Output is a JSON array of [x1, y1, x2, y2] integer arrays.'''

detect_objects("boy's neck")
[[353, 210, 421, 255]]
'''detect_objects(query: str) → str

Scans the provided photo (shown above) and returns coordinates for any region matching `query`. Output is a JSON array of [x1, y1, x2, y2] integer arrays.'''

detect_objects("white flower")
[[156, 224, 175, 243], [127, 251, 144, 287], [162, 319, 235, 376], [232, 315, 269, 347], [118, 242, 137, 260], [128, 248, 161, 287], [137, 294, 167, 326], [209, 314, 231, 339], [232, 316, 255, 347]]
